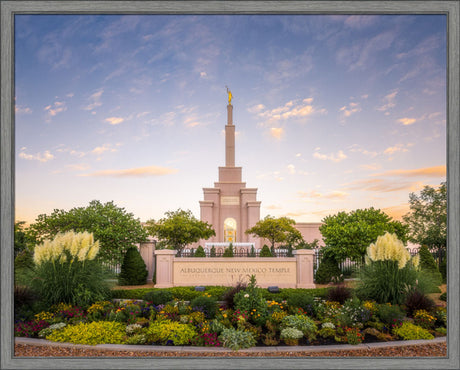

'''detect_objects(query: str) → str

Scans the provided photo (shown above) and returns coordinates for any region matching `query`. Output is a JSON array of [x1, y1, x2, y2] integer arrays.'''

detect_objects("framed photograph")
[[2, 1, 458, 369]]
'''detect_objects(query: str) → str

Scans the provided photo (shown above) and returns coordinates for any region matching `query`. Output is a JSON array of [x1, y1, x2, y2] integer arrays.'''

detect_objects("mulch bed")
[[14, 342, 446, 357]]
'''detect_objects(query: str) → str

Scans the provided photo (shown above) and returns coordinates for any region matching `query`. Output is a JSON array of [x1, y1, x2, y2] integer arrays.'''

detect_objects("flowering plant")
[[345, 327, 364, 345]]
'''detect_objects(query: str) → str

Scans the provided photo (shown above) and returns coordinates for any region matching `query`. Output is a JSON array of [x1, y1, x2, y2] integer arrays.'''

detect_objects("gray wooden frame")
[[1, 1, 458, 369]]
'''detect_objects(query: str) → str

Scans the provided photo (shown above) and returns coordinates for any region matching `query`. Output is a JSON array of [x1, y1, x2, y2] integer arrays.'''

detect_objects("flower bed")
[[14, 280, 446, 351]]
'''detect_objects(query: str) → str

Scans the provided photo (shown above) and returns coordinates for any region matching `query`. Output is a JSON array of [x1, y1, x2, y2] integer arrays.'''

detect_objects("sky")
[[14, 15, 446, 226]]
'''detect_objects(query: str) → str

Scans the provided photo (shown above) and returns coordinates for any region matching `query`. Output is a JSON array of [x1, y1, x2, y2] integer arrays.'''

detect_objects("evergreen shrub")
[[118, 247, 148, 286], [194, 246, 206, 257], [315, 252, 341, 284], [259, 245, 273, 257], [223, 244, 234, 257], [210, 246, 216, 257], [142, 290, 173, 305]]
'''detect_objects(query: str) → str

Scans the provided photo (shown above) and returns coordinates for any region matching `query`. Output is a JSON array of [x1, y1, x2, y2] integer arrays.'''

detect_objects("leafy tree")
[[402, 182, 447, 252], [27, 200, 148, 266], [245, 215, 302, 250], [14, 221, 36, 257], [145, 209, 215, 256], [118, 247, 148, 286], [319, 208, 408, 262]]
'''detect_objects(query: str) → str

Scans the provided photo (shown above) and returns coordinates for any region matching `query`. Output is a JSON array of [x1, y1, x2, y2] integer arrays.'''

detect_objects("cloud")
[[44, 100, 67, 117], [105, 117, 124, 125], [287, 164, 296, 174], [382, 204, 411, 221], [397, 117, 417, 126], [15, 105, 32, 114], [252, 98, 326, 127], [298, 190, 349, 199], [270, 127, 284, 140], [313, 149, 347, 163], [19, 150, 54, 162], [377, 89, 398, 112], [383, 143, 412, 156], [83, 89, 103, 111], [340, 101, 361, 119], [247, 104, 266, 114], [344, 15, 379, 29], [91, 144, 118, 155], [80, 165, 178, 177], [348, 144, 378, 158], [371, 165, 446, 178], [343, 178, 424, 193], [65, 163, 90, 171]]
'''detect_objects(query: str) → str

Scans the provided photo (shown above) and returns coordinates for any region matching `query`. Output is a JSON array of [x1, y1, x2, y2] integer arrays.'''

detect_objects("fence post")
[[154, 249, 176, 288], [293, 249, 316, 289]]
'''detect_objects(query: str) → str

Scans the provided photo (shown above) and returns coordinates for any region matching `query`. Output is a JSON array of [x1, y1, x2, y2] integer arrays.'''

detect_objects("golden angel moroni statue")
[[226, 86, 232, 105]]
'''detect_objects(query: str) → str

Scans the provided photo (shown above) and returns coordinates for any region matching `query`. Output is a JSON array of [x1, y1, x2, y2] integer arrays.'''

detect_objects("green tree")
[[14, 221, 36, 257], [194, 245, 206, 257], [118, 247, 148, 286], [320, 208, 408, 262], [259, 244, 273, 257], [245, 216, 302, 250], [402, 182, 447, 252], [27, 200, 148, 266], [145, 209, 215, 256]]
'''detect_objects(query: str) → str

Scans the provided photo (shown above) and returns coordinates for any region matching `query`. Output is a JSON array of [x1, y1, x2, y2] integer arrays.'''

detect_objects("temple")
[[199, 96, 262, 253]]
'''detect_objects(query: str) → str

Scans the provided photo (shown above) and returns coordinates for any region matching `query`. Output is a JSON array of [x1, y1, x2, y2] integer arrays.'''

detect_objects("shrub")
[[247, 246, 256, 257], [403, 288, 435, 316], [147, 320, 197, 345], [315, 252, 341, 284], [357, 233, 421, 305], [417, 245, 442, 290], [31, 231, 111, 308], [38, 322, 67, 338], [142, 290, 173, 305], [286, 293, 316, 316], [413, 309, 436, 329], [222, 282, 247, 309], [259, 245, 273, 257], [118, 247, 148, 286], [210, 246, 216, 257], [190, 295, 218, 319], [280, 314, 317, 341], [46, 321, 126, 345], [376, 303, 405, 327], [439, 258, 447, 283], [222, 244, 234, 257], [345, 327, 364, 345], [194, 246, 206, 257], [337, 298, 372, 327], [233, 276, 269, 325], [280, 327, 303, 340], [14, 285, 40, 321], [392, 322, 434, 340], [219, 328, 256, 351], [326, 285, 353, 304], [439, 292, 446, 302], [14, 320, 49, 337]]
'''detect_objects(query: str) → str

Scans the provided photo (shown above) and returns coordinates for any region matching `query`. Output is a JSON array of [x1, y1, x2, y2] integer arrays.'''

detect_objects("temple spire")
[[225, 102, 235, 166]]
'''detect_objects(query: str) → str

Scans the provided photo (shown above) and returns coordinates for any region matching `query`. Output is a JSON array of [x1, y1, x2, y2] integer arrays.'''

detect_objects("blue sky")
[[15, 15, 446, 225]]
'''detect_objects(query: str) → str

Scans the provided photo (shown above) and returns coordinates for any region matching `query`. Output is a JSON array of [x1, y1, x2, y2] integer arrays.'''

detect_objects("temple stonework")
[[199, 101, 262, 250]]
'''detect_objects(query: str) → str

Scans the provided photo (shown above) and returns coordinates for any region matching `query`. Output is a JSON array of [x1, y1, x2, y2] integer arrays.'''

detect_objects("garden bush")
[[280, 327, 303, 344], [218, 328, 256, 350], [147, 320, 197, 345], [356, 233, 419, 304], [259, 245, 273, 257], [142, 290, 173, 305], [222, 282, 247, 309], [403, 288, 435, 316], [118, 246, 148, 286], [210, 246, 216, 257], [417, 245, 442, 291], [439, 292, 446, 302], [31, 231, 111, 308], [190, 295, 218, 319], [286, 293, 316, 316], [14, 285, 41, 321], [280, 314, 317, 341], [326, 285, 353, 304], [314, 252, 341, 284], [46, 321, 126, 345], [439, 258, 447, 283], [222, 244, 234, 257], [376, 303, 405, 326], [194, 245, 206, 257], [233, 276, 269, 325], [392, 322, 434, 340]]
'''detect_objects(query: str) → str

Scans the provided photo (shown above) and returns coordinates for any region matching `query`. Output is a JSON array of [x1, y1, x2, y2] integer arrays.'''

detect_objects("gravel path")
[[14, 341, 446, 357]]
